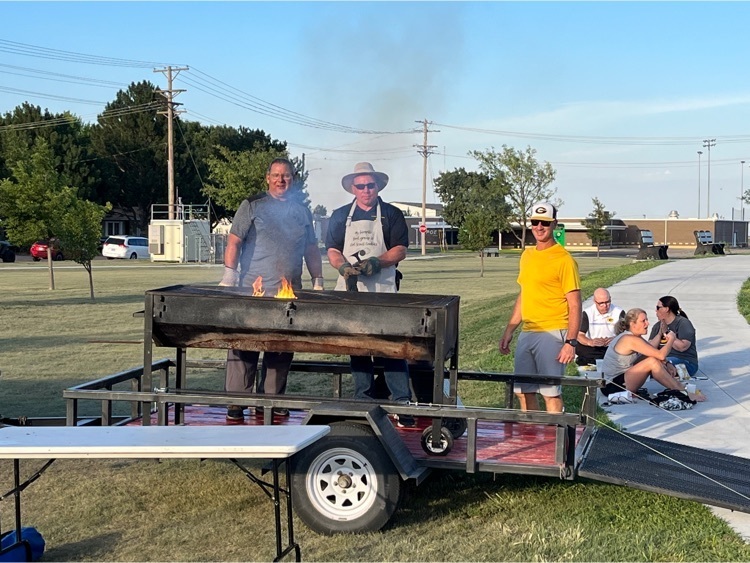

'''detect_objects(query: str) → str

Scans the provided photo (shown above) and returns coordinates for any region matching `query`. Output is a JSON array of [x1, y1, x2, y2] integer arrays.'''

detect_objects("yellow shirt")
[[517, 243, 580, 332]]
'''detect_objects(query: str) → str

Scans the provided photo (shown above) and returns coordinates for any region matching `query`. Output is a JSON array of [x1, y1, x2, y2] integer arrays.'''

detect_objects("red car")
[[30, 240, 64, 261]]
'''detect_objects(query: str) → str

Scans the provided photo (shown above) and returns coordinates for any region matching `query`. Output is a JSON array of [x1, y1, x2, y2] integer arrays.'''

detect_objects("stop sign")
[[419, 224, 427, 234]]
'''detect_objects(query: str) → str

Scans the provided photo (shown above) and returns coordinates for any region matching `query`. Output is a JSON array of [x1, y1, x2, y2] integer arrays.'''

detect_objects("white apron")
[[334, 201, 397, 293]]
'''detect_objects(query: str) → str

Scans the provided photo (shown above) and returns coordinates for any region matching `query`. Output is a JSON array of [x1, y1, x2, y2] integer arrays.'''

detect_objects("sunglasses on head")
[[353, 182, 378, 191], [530, 219, 552, 227]]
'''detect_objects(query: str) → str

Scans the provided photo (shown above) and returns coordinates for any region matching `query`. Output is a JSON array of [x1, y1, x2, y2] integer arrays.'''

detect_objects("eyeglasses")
[[353, 182, 378, 191], [530, 219, 552, 227], [594, 300, 611, 306], [269, 173, 292, 181]]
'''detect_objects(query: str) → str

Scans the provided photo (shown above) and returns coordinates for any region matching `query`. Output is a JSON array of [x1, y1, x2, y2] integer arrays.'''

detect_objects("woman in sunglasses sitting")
[[600, 308, 704, 402], [649, 296, 699, 378]]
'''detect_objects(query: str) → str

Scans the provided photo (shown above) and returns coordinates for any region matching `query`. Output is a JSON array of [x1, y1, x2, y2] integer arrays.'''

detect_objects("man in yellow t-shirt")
[[499, 202, 581, 413]]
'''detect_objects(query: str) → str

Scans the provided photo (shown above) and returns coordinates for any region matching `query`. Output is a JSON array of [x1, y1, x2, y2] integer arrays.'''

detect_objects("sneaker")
[[607, 391, 634, 405], [254, 406, 290, 417], [395, 414, 416, 428], [226, 406, 244, 421]]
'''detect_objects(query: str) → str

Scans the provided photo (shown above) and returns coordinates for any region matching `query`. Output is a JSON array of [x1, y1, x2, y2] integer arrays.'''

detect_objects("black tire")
[[129, 252, 137, 259], [420, 426, 453, 456], [32, 257, 40, 262], [2, 252, 15, 263], [291, 422, 401, 535], [444, 417, 468, 439], [53, 252, 63, 261]]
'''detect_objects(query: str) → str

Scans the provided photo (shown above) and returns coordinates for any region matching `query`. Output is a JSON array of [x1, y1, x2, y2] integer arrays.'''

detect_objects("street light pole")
[[703, 139, 716, 217], [742, 160, 746, 222], [697, 150, 703, 218]]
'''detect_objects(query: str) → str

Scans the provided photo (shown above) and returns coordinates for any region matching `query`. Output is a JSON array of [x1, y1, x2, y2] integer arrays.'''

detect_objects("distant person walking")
[[499, 201, 582, 413]]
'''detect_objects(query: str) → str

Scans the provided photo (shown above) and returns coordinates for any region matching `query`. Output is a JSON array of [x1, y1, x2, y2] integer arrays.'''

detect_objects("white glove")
[[219, 266, 239, 287], [312, 277, 324, 290]]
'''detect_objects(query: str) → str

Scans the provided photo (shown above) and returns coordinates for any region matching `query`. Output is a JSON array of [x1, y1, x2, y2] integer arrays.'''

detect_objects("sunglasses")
[[530, 219, 552, 227], [594, 300, 611, 306], [656, 305, 666, 311], [353, 182, 378, 191]]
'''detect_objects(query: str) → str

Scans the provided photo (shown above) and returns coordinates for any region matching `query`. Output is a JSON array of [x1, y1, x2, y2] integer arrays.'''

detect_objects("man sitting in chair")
[[575, 288, 625, 366]]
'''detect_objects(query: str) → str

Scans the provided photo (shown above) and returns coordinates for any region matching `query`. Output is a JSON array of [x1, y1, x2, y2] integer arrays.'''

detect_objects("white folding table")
[[0, 425, 330, 562]]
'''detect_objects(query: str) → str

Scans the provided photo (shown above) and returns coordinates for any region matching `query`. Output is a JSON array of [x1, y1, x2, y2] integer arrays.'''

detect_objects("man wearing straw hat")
[[325, 162, 414, 426]]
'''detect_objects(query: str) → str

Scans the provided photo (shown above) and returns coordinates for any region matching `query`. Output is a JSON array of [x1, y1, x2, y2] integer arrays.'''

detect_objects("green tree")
[[0, 102, 99, 199], [89, 80, 166, 232], [0, 138, 75, 289], [582, 197, 614, 258], [433, 168, 506, 228], [203, 146, 288, 213], [470, 145, 557, 250], [312, 204, 328, 217], [173, 121, 287, 221], [458, 210, 495, 277], [57, 198, 111, 302], [0, 138, 70, 246]]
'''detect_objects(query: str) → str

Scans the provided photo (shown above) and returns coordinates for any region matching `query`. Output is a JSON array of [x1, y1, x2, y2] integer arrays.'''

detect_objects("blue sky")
[[2, 1, 750, 220]]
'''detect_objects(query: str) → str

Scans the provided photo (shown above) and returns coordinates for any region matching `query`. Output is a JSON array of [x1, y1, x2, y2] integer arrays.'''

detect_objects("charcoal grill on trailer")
[[143, 284, 460, 419], [54, 283, 750, 537]]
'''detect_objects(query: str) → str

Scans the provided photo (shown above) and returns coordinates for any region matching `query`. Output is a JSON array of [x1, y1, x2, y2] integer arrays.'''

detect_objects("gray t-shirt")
[[230, 193, 317, 292], [648, 315, 698, 366]]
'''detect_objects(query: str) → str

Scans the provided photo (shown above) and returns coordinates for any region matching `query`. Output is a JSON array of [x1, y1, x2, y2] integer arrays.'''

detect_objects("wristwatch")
[[564, 338, 579, 347]]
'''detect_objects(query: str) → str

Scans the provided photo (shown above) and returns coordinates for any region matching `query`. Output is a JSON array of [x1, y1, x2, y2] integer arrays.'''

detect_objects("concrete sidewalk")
[[592, 255, 750, 539]]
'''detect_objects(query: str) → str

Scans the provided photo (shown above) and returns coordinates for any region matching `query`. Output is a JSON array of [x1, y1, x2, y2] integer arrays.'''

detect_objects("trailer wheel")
[[443, 417, 467, 439], [421, 426, 453, 456], [291, 422, 401, 535]]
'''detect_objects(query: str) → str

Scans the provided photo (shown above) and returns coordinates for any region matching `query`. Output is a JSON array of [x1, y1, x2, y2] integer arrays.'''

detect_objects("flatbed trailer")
[[6, 283, 750, 537]]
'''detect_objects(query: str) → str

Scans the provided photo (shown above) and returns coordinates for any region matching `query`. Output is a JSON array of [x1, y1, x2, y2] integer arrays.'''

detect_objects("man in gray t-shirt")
[[219, 158, 324, 422]]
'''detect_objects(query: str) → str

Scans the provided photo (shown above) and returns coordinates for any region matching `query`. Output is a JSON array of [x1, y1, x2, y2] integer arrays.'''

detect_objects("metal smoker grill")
[[142, 284, 460, 409]]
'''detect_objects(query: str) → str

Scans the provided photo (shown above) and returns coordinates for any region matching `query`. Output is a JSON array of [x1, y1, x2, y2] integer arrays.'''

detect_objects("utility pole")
[[414, 119, 438, 255], [697, 150, 702, 219], [741, 160, 746, 222], [703, 138, 716, 218], [154, 66, 188, 219]]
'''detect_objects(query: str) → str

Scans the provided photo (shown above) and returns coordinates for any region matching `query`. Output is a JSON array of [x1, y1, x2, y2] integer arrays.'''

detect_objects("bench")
[[636, 230, 669, 260], [0, 425, 330, 562], [694, 230, 725, 255], [482, 247, 500, 257]]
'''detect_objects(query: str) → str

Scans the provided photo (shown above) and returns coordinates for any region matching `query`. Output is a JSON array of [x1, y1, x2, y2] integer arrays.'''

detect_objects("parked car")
[[0, 241, 16, 263], [30, 240, 64, 261], [102, 236, 150, 260]]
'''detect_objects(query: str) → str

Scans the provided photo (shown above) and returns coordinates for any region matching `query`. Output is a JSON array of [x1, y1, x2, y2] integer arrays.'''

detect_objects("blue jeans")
[[667, 356, 699, 377], [351, 356, 411, 404]]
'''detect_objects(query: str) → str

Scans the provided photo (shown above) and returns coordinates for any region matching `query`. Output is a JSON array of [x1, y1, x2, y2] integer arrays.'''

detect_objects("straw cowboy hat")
[[341, 162, 389, 194]]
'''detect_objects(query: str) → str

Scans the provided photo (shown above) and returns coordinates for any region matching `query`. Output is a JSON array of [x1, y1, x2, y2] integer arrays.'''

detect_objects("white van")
[[102, 236, 150, 260]]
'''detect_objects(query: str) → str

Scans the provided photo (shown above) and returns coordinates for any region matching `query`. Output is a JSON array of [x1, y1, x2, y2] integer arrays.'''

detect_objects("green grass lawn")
[[2, 253, 750, 561]]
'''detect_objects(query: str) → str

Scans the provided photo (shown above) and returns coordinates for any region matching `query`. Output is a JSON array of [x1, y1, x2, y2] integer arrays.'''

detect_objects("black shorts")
[[602, 373, 626, 396]]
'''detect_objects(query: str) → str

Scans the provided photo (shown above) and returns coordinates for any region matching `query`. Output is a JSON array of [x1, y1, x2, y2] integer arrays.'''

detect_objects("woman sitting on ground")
[[600, 308, 704, 402], [648, 295, 699, 377]]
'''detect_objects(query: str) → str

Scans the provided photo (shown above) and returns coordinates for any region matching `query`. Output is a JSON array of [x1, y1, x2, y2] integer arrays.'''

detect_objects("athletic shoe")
[[607, 391, 634, 405], [254, 406, 290, 417], [395, 414, 416, 428], [226, 405, 244, 421]]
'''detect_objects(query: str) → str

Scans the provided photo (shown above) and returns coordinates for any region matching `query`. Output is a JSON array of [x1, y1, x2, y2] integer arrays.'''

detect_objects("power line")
[[435, 122, 750, 146], [0, 38, 176, 68]]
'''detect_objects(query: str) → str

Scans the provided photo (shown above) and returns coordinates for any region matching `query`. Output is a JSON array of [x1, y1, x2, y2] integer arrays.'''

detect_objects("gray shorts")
[[513, 330, 566, 397]]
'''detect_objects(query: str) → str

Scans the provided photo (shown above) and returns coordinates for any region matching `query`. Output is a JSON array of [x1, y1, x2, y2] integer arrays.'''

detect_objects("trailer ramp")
[[579, 426, 750, 513]]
